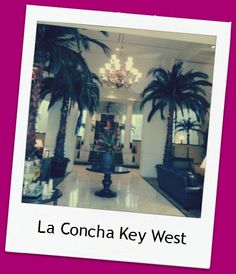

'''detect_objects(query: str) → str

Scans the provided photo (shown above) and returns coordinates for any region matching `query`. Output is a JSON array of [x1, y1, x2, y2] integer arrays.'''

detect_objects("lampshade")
[[35, 139, 43, 148], [175, 133, 186, 144], [200, 157, 206, 169]]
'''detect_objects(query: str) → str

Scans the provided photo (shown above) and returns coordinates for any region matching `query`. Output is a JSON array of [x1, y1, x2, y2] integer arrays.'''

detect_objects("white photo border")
[[6, 5, 231, 269]]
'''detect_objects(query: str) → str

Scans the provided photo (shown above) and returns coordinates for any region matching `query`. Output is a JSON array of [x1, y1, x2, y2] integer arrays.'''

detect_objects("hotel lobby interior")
[[22, 23, 215, 218]]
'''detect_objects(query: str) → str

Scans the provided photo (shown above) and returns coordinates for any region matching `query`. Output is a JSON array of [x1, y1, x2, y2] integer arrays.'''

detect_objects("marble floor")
[[57, 165, 184, 217]]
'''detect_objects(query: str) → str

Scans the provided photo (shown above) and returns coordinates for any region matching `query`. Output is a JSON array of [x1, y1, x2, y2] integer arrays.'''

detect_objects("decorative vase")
[[102, 151, 113, 174]]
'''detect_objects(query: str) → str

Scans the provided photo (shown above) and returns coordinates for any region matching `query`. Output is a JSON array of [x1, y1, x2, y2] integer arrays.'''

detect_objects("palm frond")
[[147, 101, 167, 122], [171, 61, 183, 77], [80, 34, 111, 56]]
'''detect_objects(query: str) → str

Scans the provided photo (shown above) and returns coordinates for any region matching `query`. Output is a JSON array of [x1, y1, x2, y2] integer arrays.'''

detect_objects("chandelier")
[[99, 34, 142, 89]]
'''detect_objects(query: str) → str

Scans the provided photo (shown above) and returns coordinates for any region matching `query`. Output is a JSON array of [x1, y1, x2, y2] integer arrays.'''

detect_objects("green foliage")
[[175, 118, 203, 135], [98, 122, 119, 152], [140, 61, 211, 167], [140, 62, 211, 122], [34, 24, 110, 75], [26, 24, 110, 159], [34, 24, 110, 160], [41, 53, 100, 115]]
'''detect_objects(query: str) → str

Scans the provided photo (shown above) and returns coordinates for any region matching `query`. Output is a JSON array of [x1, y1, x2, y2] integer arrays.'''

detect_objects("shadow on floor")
[[53, 172, 70, 188]]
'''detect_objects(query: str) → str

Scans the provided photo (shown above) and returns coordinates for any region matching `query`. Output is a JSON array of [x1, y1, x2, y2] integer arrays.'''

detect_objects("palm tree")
[[74, 72, 101, 135], [140, 61, 211, 167], [175, 117, 202, 158], [118, 123, 136, 133], [26, 24, 110, 159], [41, 56, 101, 176]]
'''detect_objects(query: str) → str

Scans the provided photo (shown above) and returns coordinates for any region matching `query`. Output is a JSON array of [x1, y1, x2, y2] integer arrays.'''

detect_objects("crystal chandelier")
[[99, 35, 142, 89]]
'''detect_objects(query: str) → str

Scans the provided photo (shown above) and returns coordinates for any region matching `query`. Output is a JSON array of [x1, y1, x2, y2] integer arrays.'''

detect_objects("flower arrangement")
[[96, 121, 120, 152]]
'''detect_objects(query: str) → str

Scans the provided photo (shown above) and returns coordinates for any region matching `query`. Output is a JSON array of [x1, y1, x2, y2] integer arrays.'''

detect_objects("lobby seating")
[[156, 165, 203, 210]]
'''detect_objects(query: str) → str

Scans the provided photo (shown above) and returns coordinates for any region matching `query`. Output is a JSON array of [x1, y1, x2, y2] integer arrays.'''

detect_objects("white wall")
[[36, 99, 49, 133], [140, 101, 167, 178], [140, 60, 214, 178], [64, 104, 79, 171], [44, 101, 61, 156], [131, 114, 143, 141]]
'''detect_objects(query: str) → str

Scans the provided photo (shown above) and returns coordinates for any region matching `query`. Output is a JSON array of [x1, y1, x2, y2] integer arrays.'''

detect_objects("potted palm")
[[140, 61, 211, 168], [26, 24, 110, 159], [175, 117, 203, 158], [41, 56, 101, 177]]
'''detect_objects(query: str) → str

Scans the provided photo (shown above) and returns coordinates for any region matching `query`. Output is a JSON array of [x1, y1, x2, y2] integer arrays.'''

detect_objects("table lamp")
[[35, 139, 43, 148], [200, 157, 206, 169]]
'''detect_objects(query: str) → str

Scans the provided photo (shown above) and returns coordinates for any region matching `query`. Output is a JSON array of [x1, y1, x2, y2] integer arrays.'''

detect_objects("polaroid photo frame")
[[6, 5, 231, 269]]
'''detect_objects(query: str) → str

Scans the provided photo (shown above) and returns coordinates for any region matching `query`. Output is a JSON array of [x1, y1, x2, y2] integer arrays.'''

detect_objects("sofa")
[[156, 165, 203, 210]]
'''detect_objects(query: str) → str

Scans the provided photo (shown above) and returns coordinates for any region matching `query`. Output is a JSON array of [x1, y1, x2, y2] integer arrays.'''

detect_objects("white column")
[[83, 112, 93, 149], [95, 112, 101, 122], [140, 101, 167, 177], [90, 112, 99, 146], [124, 103, 133, 151], [44, 101, 61, 158], [64, 105, 79, 171], [79, 112, 93, 162], [123, 103, 133, 164]]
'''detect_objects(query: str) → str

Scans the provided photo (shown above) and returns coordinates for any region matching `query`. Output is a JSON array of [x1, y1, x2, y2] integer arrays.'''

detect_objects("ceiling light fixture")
[[99, 34, 142, 89]]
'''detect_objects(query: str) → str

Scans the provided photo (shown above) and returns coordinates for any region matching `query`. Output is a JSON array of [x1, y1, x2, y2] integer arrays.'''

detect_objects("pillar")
[[64, 105, 79, 171], [123, 103, 133, 151], [123, 103, 133, 164], [79, 112, 93, 162], [44, 101, 61, 158], [140, 101, 167, 177]]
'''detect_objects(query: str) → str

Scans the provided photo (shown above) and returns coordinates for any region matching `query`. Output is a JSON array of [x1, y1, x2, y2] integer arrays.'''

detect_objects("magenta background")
[[0, 0, 235, 273]]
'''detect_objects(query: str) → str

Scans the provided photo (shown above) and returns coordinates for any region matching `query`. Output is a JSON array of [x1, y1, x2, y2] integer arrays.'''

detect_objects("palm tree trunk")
[[163, 102, 175, 167], [54, 96, 69, 161], [25, 65, 43, 159]]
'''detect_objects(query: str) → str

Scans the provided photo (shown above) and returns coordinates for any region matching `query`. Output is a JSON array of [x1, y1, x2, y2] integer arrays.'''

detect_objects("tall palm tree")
[[74, 72, 101, 135], [26, 24, 110, 159], [140, 61, 211, 167], [175, 117, 202, 158], [41, 54, 101, 176]]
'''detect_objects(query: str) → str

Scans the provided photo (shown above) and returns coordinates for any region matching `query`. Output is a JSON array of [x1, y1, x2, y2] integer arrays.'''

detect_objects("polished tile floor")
[[57, 165, 184, 217]]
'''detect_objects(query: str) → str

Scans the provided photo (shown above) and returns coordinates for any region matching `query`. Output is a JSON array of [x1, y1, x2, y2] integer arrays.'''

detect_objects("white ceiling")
[[40, 23, 215, 115], [78, 28, 215, 111], [80, 29, 216, 64], [42, 23, 216, 113]]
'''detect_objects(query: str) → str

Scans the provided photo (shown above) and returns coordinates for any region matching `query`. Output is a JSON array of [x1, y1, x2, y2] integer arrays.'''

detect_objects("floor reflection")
[[57, 165, 184, 217]]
